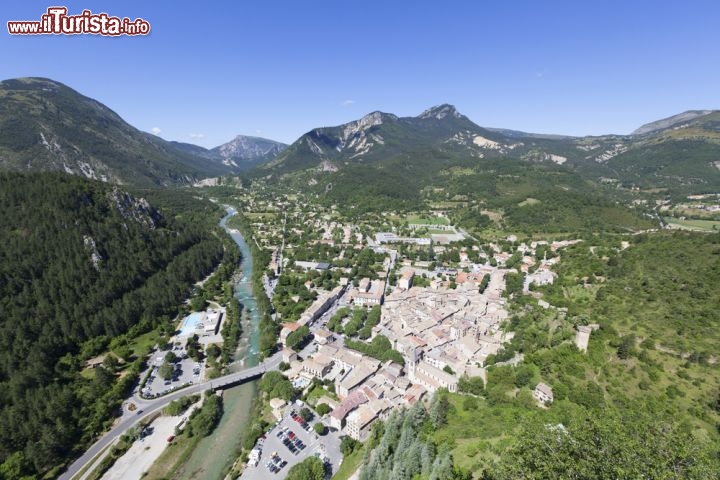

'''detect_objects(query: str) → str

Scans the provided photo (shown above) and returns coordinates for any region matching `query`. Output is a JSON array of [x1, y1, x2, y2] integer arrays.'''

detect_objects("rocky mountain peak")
[[418, 104, 462, 120], [211, 135, 287, 167]]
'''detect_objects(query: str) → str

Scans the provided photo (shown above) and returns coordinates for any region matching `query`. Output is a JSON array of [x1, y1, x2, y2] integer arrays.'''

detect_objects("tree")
[[258, 371, 294, 401], [462, 396, 479, 411], [285, 456, 325, 480], [514, 364, 536, 388], [429, 393, 450, 428], [205, 343, 221, 361], [315, 403, 331, 416], [300, 407, 313, 422], [286, 325, 311, 351], [190, 294, 206, 312], [340, 436, 359, 455], [115, 345, 133, 362], [458, 375, 485, 396], [442, 365, 455, 375], [616, 334, 636, 360], [504, 272, 525, 296], [102, 354, 119, 371], [492, 409, 719, 479], [164, 351, 178, 364], [159, 362, 175, 381], [313, 422, 326, 435]]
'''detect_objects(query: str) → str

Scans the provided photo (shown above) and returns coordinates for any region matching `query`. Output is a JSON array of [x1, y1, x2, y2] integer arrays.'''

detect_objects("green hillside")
[[362, 232, 720, 478], [0, 172, 228, 478], [0, 77, 234, 186]]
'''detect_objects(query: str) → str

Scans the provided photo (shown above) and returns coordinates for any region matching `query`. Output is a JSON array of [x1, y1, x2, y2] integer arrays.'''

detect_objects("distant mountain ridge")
[[264, 104, 507, 172], [632, 110, 717, 135], [1, 77, 716, 192], [262, 104, 720, 193], [0, 77, 286, 185], [212, 135, 287, 169]]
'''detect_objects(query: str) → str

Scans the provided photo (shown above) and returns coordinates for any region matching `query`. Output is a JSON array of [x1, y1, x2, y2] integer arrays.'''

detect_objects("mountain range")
[[0, 78, 286, 186], [265, 103, 720, 193], [1, 76, 718, 193]]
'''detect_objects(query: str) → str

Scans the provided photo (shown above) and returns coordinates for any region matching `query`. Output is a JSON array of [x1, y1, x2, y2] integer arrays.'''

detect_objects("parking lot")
[[240, 404, 343, 480], [141, 346, 205, 398]]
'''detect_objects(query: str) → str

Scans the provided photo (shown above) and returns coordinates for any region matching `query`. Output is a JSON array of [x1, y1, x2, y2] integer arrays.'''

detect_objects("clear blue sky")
[[2, 1, 719, 147]]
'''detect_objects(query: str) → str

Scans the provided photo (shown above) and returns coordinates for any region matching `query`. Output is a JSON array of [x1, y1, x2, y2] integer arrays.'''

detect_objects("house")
[[408, 360, 458, 393], [337, 363, 380, 399], [298, 286, 343, 325], [345, 399, 392, 441], [329, 390, 368, 430], [302, 354, 334, 379], [352, 281, 384, 306], [294, 261, 331, 271], [534, 382, 554, 403], [203, 309, 223, 335], [279, 322, 301, 346], [398, 269, 415, 291], [281, 348, 298, 364], [314, 328, 334, 345]]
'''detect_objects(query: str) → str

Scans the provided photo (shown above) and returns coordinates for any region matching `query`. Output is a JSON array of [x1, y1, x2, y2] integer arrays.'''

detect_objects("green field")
[[664, 216, 720, 232], [406, 214, 450, 225], [331, 444, 365, 480], [245, 212, 278, 220], [518, 197, 541, 207], [428, 228, 455, 234]]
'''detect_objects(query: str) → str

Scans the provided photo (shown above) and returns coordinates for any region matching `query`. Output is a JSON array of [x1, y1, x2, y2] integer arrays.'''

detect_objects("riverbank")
[[168, 207, 266, 480]]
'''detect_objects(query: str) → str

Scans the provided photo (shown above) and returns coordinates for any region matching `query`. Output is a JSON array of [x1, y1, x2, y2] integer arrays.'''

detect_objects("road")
[[60, 352, 282, 480]]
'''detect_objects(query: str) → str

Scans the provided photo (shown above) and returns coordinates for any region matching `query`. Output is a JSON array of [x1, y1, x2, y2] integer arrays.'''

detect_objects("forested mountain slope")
[[0, 172, 227, 478], [0, 77, 236, 185]]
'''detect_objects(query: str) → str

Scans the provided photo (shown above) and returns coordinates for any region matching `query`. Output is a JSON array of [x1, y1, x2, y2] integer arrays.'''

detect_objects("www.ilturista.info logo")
[[7, 7, 150, 36]]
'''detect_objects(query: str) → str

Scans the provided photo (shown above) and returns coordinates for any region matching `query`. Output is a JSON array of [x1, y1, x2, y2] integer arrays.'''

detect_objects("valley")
[[0, 78, 718, 480]]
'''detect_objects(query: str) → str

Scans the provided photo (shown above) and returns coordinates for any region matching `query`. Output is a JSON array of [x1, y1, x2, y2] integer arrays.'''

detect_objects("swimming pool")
[[292, 377, 311, 389], [179, 312, 203, 336]]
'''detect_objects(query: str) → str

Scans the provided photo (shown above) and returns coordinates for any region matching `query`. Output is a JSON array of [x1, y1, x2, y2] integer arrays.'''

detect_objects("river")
[[174, 206, 262, 480]]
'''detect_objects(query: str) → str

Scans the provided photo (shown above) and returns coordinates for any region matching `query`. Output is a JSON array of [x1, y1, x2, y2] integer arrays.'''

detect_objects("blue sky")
[[2, 1, 719, 147]]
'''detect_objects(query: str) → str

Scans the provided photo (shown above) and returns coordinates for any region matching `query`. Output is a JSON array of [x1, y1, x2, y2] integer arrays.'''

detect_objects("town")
[[226, 187, 589, 477]]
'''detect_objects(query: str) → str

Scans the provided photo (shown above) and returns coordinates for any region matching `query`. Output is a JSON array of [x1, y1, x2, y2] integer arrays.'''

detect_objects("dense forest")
[[0, 172, 228, 478], [359, 395, 466, 480]]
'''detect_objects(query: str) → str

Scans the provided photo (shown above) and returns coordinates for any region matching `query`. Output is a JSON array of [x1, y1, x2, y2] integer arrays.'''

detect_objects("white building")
[[534, 382, 554, 404]]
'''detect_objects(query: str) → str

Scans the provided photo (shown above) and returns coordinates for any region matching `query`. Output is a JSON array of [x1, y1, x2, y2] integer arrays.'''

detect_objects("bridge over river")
[[59, 352, 282, 480]]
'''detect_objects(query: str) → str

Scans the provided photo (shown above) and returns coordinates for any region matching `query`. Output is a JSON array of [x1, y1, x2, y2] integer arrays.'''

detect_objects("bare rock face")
[[108, 188, 163, 229]]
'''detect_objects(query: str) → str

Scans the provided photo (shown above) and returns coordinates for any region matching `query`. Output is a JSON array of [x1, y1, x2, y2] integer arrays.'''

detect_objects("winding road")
[[59, 352, 282, 480]]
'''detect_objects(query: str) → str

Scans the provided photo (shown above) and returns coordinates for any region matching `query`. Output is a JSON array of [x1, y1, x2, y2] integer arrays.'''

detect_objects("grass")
[[518, 197, 541, 207], [125, 330, 160, 358], [245, 212, 278, 220], [480, 209, 503, 221], [304, 384, 338, 406], [432, 394, 535, 475], [331, 443, 366, 480], [406, 214, 450, 225], [142, 433, 200, 480], [428, 228, 454, 234], [664, 217, 720, 232], [428, 201, 468, 209]]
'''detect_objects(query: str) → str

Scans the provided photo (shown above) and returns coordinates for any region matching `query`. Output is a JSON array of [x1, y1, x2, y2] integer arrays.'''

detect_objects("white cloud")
[[255, 129, 263, 134], [188, 133, 205, 139], [340, 99, 355, 107], [151, 127, 162, 136]]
